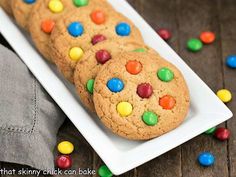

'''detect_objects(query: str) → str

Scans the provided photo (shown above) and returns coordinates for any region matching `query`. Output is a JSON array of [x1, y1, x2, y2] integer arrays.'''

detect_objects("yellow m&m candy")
[[69, 47, 84, 61], [217, 89, 232, 103], [48, 0, 64, 13], [57, 141, 74, 154], [117, 102, 133, 117]]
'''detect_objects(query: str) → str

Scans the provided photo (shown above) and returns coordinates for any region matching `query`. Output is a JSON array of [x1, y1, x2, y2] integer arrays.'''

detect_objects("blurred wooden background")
[[0, 0, 236, 177]]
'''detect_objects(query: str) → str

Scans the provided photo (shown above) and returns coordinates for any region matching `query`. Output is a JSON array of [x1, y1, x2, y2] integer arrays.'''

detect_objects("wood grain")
[[177, 0, 228, 177], [219, 0, 236, 177], [54, 120, 94, 177]]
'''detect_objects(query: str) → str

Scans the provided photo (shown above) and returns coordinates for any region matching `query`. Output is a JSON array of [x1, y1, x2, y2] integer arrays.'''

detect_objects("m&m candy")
[[159, 95, 176, 110], [133, 48, 147, 53], [198, 152, 215, 167], [157, 67, 174, 82], [117, 102, 133, 117], [205, 127, 216, 135], [67, 22, 84, 37], [69, 47, 83, 61], [214, 127, 230, 141], [56, 155, 72, 169], [24, 0, 36, 4], [187, 38, 203, 52], [98, 165, 113, 177], [200, 31, 215, 44], [41, 20, 55, 34], [73, 0, 89, 7], [92, 34, 107, 45], [90, 10, 106, 25], [126, 60, 142, 75], [115, 22, 131, 36], [48, 0, 64, 13], [96, 50, 111, 64], [57, 141, 74, 155], [107, 78, 124, 93], [142, 111, 158, 126], [226, 55, 236, 69], [156, 28, 172, 41], [216, 89, 232, 103], [87, 79, 95, 94], [137, 83, 153, 99]]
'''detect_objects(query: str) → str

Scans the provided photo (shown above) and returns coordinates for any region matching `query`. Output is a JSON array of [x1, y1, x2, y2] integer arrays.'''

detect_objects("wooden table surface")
[[0, 0, 236, 177]]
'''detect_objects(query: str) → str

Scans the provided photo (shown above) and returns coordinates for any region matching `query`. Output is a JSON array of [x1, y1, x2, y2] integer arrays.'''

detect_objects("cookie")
[[0, 0, 12, 15], [74, 41, 156, 112], [93, 52, 190, 140], [29, 0, 112, 62], [11, 0, 37, 31], [50, 9, 144, 83]]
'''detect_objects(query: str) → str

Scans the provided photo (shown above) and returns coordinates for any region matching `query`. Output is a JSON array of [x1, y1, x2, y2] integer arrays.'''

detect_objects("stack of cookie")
[[1, 0, 190, 140]]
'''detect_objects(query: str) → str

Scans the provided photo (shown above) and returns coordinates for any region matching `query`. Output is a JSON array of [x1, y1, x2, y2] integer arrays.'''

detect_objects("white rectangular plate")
[[0, 0, 233, 175]]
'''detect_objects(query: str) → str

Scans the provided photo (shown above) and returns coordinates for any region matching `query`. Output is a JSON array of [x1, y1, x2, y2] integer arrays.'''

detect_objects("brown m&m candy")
[[96, 49, 111, 64], [137, 83, 153, 99], [92, 34, 107, 45]]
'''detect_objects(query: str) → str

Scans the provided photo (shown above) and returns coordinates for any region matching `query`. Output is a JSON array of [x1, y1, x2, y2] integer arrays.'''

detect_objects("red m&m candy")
[[92, 34, 106, 45], [137, 83, 153, 99], [90, 10, 106, 25], [96, 50, 111, 64], [156, 28, 172, 41], [56, 155, 72, 169], [214, 127, 230, 141]]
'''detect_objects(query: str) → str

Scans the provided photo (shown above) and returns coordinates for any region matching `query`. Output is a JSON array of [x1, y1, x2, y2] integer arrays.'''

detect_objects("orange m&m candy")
[[126, 60, 142, 75], [41, 19, 55, 34], [159, 95, 176, 110], [90, 10, 106, 25], [200, 31, 215, 44]]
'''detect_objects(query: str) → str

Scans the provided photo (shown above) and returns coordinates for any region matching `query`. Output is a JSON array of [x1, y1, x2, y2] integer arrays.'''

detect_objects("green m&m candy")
[[187, 38, 203, 52], [205, 127, 216, 135], [86, 79, 95, 94], [98, 165, 113, 177], [142, 111, 158, 126], [73, 0, 89, 7], [133, 48, 146, 53], [157, 67, 174, 82]]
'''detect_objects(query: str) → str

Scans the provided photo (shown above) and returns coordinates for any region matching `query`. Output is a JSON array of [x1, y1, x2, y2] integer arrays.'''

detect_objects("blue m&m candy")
[[67, 22, 84, 37], [115, 22, 131, 36], [226, 55, 236, 69], [198, 152, 215, 167], [24, 0, 36, 4], [107, 78, 124, 93]]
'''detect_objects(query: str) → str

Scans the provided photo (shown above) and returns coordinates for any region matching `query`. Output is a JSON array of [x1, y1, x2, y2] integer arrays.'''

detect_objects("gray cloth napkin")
[[0, 44, 66, 170]]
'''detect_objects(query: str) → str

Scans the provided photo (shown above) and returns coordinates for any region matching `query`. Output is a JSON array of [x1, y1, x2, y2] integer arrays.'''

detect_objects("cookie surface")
[[29, 0, 111, 62], [74, 41, 155, 112], [0, 0, 12, 15], [11, 0, 37, 30], [50, 8, 143, 82], [93, 52, 190, 140]]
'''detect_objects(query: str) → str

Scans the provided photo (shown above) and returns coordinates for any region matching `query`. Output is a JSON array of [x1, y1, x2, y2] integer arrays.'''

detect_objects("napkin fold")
[[0, 44, 66, 170]]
